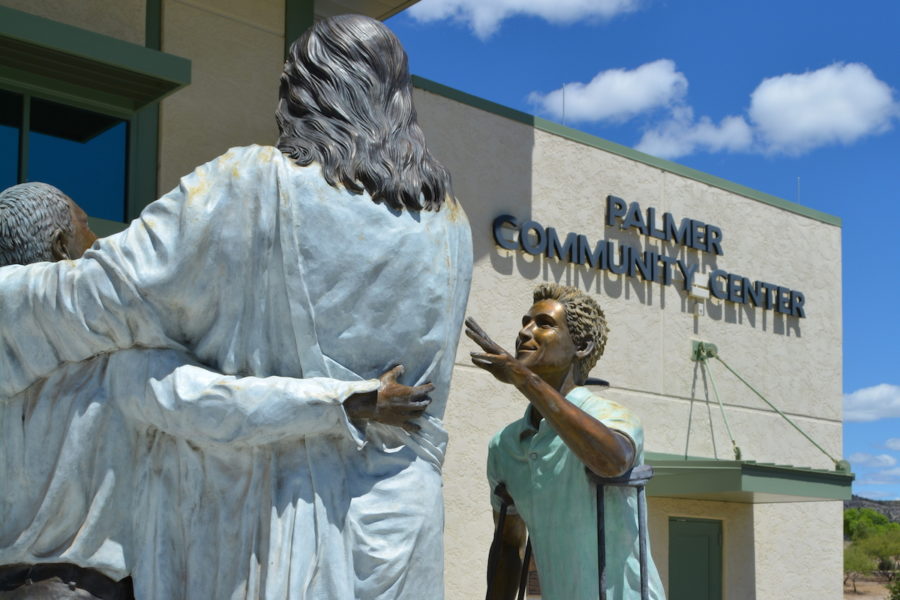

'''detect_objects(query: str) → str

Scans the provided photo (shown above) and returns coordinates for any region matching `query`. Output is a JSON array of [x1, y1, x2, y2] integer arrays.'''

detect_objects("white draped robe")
[[0, 145, 473, 600]]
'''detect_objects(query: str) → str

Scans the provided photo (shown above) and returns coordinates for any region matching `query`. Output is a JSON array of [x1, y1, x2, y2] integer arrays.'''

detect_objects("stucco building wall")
[[413, 86, 843, 600], [157, 0, 284, 192], [753, 501, 844, 600], [2, 0, 146, 45]]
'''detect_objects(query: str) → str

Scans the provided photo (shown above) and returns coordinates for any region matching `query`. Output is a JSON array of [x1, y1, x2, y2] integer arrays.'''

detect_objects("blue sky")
[[387, 0, 900, 499]]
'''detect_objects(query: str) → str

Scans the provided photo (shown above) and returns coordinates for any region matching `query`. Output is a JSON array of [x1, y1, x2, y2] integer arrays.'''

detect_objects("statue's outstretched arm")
[[112, 349, 380, 447], [466, 318, 635, 478], [0, 148, 280, 396], [111, 350, 433, 446], [0, 192, 189, 397]]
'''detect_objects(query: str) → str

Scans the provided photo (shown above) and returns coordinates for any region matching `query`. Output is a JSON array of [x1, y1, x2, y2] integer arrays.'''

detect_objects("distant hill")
[[845, 495, 900, 523]]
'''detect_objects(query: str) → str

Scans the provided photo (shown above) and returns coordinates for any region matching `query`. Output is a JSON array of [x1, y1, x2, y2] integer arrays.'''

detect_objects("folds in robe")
[[0, 145, 473, 600]]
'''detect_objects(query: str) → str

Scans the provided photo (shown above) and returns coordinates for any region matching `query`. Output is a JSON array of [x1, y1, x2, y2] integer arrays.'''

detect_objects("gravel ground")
[[844, 579, 889, 599]]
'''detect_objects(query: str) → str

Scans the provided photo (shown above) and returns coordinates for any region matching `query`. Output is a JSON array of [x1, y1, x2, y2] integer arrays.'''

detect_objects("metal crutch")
[[588, 464, 655, 600], [486, 483, 532, 600]]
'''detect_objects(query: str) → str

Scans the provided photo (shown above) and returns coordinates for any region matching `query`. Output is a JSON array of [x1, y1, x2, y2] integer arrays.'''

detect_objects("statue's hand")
[[346, 365, 433, 433], [465, 317, 524, 385]]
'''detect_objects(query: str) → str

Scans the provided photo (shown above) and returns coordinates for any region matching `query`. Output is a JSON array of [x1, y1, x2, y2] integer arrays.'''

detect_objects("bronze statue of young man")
[[467, 283, 664, 600]]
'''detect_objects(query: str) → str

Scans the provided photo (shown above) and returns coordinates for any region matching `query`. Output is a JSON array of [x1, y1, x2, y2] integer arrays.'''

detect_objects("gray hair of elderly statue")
[[0, 182, 74, 267], [276, 14, 452, 212]]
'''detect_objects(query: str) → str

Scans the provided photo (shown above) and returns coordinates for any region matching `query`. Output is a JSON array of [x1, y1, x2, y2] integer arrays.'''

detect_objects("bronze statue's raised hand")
[[345, 365, 433, 432], [465, 317, 526, 385]]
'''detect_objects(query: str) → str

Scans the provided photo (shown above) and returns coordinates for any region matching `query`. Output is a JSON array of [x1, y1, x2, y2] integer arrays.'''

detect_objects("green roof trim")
[[374, 0, 423, 20], [0, 6, 190, 117], [644, 452, 854, 503], [411, 75, 842, 228]]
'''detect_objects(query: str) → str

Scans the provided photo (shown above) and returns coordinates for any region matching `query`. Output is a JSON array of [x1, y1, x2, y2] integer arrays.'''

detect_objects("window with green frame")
[[1, 88, 128, 222], [0, 5, 190, 231]]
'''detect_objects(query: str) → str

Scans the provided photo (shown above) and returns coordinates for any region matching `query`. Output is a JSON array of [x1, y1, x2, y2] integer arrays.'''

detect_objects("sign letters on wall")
[[492, 195, 806, 318]]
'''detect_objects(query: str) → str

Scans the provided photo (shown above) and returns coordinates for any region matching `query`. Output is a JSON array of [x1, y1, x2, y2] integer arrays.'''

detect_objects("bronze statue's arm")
[[466, 318, 634, 478], [343, 364, 434, 433], [507, 367, 633, 477], [486, 510, 527, 600]]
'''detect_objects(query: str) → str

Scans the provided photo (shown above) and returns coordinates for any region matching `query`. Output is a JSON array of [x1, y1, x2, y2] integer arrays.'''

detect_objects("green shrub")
[[844, 508, 899, 541], [844, 543, 874, 593], [887, 577, 900, 600]]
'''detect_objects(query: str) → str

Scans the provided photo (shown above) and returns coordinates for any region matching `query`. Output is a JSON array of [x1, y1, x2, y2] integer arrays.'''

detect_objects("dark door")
[[668, 517, 722, 600]]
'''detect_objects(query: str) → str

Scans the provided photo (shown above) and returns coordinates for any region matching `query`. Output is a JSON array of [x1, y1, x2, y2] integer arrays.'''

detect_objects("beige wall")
[[413, 87, 843, 600], [157, 0, 284, 192], [3, 0, 146, 45], [649, 498, 756, 599], [753, 501, 844, 600], [649, 499, 841, 600]]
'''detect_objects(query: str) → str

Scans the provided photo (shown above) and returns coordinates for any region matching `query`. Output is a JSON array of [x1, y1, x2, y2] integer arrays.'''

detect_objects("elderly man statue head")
[[277, 14, 452, 212], [0, 182, 96, 267]]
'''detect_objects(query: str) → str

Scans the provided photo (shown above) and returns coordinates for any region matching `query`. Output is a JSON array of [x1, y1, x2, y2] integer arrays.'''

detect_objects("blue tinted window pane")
[[28, 98, 127, 222], [0, 90, 22, 189]]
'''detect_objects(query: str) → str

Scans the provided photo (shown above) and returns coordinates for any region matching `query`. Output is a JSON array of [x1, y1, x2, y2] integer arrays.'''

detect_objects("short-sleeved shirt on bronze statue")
[[487, 387, 665, 600]]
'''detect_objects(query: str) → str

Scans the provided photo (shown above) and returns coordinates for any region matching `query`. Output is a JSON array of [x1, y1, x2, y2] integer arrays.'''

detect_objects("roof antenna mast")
[[562, 83, 566, 126]]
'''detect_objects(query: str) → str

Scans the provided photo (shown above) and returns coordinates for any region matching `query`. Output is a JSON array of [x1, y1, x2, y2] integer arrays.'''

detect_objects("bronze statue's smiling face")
[[515, 299, 577, 380]]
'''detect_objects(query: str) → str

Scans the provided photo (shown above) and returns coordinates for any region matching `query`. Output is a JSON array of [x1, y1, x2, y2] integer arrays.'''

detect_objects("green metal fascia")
[[0, 71, 136, 120], [411, 75, 842, 229], [648, 463, 745, 496], [375, 1, 430, 20], [0, 6, 190, 114], [0, 6, 190, 83], [644, 452, 854, 502], [740, 466, 850, 500]]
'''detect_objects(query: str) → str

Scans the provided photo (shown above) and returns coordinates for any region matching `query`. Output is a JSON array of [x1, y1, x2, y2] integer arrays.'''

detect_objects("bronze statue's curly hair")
[[533, 283, 609, 384], [276, 15, 452, 212]]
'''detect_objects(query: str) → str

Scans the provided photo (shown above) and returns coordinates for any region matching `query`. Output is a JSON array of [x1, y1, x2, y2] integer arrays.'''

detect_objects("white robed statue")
[[0, 15, 472, 600]]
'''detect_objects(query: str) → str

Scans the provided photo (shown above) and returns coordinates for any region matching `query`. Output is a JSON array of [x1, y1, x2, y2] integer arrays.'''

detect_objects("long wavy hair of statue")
[[276, 14, 452, 212]]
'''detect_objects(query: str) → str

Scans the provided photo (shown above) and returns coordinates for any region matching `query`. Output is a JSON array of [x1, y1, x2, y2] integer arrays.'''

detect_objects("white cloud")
[[886, 438, 900, 451], [844, 383, 900, 422], [407, 0, 641, 39], [528, 59, 688, 123], [631, 62, 898, 159], [635, 106, 753, 159], [848, 452, 897, 468], [858, 468, 900, 491], [749, 62, 897, 154]]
